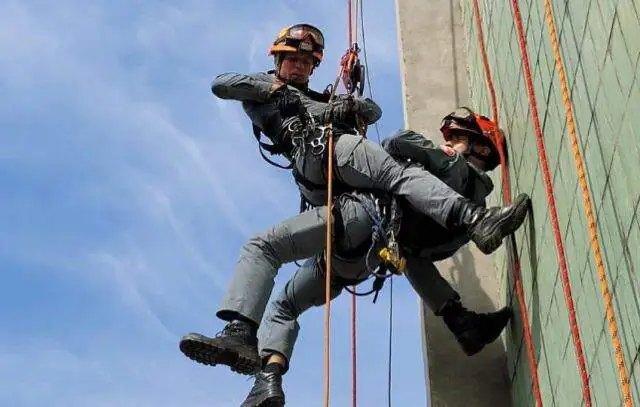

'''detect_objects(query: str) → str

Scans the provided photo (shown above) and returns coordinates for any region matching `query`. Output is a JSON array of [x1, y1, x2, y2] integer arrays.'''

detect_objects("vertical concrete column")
[[394, 0, 512, 406]]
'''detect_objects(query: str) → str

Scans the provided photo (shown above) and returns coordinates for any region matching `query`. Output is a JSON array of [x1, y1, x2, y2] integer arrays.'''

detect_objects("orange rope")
[[509, 0, 593, 405], [542, 1, 633, 405], [325, 0, 361, 403], [470, 1, 543, 405], [323, 63, 346, 407], [323, 129, 335, 407]]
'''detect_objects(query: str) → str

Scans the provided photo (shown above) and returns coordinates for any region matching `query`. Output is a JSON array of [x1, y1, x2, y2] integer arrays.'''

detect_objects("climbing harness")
[[251, 76, 332, 170], [336, 192, 405, 303], [249, 5, 396, 405]]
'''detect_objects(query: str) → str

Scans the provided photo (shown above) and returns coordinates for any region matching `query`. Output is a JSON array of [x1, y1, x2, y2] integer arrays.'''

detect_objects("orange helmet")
[[440, 106, 505, 171], [268, 23, 325, 67]]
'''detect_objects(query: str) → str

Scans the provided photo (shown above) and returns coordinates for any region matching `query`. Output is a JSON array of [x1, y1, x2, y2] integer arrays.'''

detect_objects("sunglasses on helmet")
[[440, 107, 483, 134], [285, 24, 324, 47]]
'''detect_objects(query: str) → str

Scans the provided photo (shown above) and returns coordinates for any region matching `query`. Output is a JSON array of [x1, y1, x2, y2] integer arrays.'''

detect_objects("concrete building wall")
[[397, 0, 640, 405], [395, 1, 512, 406]]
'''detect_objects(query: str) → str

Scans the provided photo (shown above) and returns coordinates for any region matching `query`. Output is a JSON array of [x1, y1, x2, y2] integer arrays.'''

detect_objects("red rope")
[[509, 1, 592, 405], [348, 0, 353, 44], [470, 1, 543, 405], [351, 287, 357, 407], [346, 2, 358, 407]]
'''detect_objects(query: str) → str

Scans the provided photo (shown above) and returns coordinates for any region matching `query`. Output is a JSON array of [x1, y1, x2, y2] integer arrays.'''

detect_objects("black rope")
[[359, 0, 382, 144]]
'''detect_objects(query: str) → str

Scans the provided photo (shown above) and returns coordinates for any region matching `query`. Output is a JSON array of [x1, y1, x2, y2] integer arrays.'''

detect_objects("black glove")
[[320, 95, 358, 124], [272, 86, 305, 118]]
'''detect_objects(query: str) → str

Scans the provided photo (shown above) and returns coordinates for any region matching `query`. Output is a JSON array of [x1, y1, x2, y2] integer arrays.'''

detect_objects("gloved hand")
[[272, 86, 305, 118], [320, 95, 358, 124]]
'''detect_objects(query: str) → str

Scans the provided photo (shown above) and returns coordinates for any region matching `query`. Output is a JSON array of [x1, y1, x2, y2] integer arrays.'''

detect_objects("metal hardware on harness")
[[285, 114, 318, 157], [287, 120, 307, 153], [378, 243, 406, 274], [309, 125, 329, 156], [341, 43, 365, 96]]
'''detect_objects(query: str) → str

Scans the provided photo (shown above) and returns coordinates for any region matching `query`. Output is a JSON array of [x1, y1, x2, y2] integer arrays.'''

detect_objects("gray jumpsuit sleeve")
[[211, 72, 276, 102]]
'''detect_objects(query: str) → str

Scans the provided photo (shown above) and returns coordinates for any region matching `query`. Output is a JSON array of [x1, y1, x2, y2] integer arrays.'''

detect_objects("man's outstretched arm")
[[211, 72, 283, 102]]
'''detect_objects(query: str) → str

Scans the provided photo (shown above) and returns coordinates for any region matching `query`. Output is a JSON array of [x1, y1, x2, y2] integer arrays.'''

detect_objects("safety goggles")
[[279, 24, 325, 51], [440, 107, 482, 134]]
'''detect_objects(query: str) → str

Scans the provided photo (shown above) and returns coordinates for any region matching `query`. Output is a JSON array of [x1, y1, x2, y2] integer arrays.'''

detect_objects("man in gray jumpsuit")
[[231, 111, 524, 406], [178, 23, 530, 405]]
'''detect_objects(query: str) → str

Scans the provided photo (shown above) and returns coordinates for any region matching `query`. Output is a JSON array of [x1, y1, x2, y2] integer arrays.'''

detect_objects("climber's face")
[[278, 52, 315, 84], [444, 131, 492, 170]]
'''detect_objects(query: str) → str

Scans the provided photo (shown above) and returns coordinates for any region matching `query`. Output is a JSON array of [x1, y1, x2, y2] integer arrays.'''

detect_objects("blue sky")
[[0, 0, 429, 405]]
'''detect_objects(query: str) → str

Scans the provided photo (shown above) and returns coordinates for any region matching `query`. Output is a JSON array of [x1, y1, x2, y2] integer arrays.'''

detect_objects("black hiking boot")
[[179, 320, 260, 375], [439, 299, 513, 356], [457, 192, 531, 255], [241, 368, 285, 407]]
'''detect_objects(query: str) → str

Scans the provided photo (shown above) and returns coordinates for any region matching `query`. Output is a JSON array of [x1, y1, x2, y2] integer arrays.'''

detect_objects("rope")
[[324, 0, 359, 404], [322, 66, 343, 407], [324, 2, 390, 404], [509, 1, 592, 405], [348, 0, 353, 44], [359, 0, 382, 143], [470, 1, 543, 405], [387, 275, 393, 407], [358, 3, 394, 404], [351, 287, 357, 407], [348, 2, 357, 406], [542, 2, 633, 405]]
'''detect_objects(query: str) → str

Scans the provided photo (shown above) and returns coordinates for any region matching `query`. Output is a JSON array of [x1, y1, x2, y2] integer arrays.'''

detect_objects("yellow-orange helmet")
[[268, 23, 325, 66]]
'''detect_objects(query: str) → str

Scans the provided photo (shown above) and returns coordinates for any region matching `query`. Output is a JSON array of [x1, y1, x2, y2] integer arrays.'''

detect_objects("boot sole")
[[242, 394, 285, 407], [179, 333, 260, 375], [475, 194, 530, 255], [254, 396, 285, 407], [260, 397, 285, 407]]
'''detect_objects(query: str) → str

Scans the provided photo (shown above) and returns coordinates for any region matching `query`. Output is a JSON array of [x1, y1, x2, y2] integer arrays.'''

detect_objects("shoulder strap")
[[252, 124, 293, 169]]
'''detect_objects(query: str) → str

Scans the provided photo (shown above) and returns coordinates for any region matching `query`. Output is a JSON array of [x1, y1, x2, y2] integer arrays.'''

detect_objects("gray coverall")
[[211, 71, 470, 366], [381, 129, 494, 313], [256, 129, 495, 369]]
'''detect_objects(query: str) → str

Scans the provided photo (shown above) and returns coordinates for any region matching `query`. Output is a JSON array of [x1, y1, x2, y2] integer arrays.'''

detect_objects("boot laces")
[[217, 321, 249, 339]]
